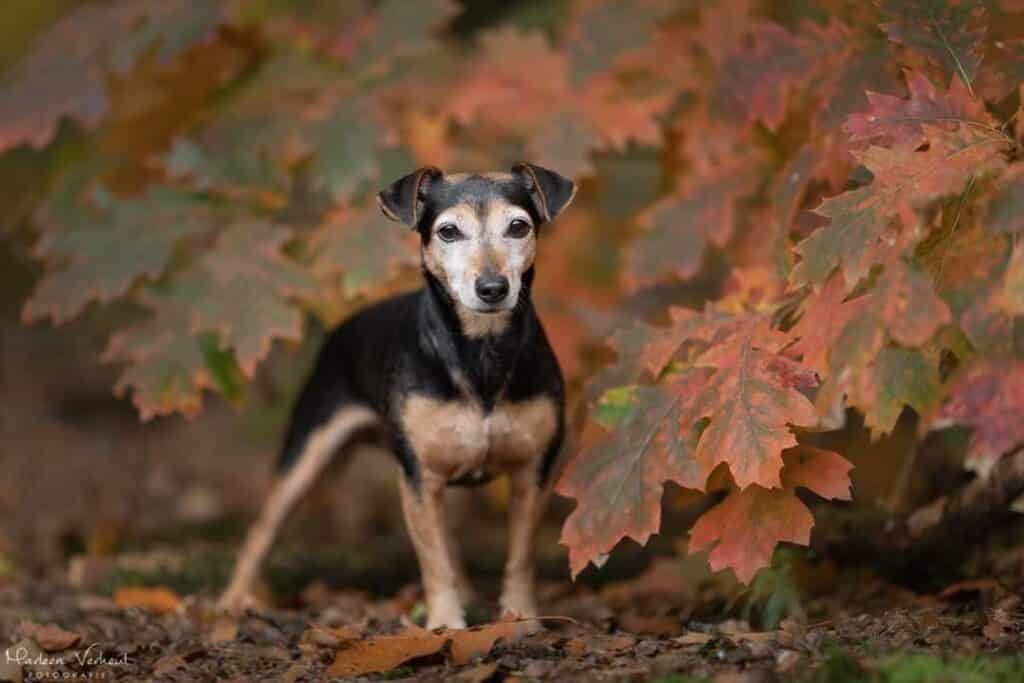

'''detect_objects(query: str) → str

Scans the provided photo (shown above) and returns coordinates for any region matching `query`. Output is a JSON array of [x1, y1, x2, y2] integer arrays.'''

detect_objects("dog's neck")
[[419, 269, 536, 409]]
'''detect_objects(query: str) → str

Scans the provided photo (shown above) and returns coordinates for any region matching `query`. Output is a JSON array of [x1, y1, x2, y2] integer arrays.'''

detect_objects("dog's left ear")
[[511, 162, 576, 223], [377, 166, 442, 228]]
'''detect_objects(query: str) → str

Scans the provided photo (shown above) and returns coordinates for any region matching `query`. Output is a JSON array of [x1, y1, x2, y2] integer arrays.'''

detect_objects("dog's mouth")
[[470, 304, 508, 315]]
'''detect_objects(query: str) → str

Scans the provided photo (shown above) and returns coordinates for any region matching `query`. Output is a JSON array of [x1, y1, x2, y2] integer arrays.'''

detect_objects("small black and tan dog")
[[219, 163, 576, 628]]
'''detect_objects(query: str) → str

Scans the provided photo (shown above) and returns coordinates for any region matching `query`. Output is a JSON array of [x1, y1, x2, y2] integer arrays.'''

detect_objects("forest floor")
[[1, 544, 1023, 683]]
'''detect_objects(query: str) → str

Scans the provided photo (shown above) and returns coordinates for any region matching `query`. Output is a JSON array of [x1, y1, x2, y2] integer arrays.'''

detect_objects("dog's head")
[[377, 163, 575, 325]]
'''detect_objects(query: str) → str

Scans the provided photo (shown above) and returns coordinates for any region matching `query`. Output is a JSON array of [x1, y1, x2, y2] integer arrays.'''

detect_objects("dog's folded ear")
[[511, 162, 577, 223], [377, 167, 442, 228]]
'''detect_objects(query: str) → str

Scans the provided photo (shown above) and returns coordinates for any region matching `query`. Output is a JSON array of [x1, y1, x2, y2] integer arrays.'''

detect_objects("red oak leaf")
[[932, 362, 1024, 477], [845, 69, 990, 149]]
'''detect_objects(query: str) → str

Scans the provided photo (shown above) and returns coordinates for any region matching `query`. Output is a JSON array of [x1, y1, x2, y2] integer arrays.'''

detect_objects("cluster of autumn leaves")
[[3, 0, 1023, 582]]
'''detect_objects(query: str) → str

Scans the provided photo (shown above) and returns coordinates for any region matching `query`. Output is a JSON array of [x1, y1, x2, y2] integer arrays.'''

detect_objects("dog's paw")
[[216, 588, 262, 616], [499, 591, 537, 620], [425, 598, 467, 630]]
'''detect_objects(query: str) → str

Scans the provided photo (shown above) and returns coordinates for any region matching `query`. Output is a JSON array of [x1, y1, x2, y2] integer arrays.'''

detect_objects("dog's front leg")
[[500, 467, 548, 618], [444, 488, 475, 607], [399, 473, 466, 629]]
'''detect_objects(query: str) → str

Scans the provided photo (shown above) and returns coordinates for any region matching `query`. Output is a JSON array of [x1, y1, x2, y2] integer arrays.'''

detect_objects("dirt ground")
[[1, 568, 1023, 682]]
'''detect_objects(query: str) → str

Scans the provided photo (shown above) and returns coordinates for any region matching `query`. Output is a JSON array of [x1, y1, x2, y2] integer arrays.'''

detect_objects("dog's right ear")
[[377, 167, 442, 228]]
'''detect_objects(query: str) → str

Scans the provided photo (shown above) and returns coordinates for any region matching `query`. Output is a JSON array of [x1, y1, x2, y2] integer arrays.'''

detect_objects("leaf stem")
[[936, 174, 976, 288], [931, 16, 975, 98]]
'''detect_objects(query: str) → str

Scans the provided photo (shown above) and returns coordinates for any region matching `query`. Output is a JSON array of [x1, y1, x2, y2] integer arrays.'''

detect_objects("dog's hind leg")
[[218, 406, 378, 614]]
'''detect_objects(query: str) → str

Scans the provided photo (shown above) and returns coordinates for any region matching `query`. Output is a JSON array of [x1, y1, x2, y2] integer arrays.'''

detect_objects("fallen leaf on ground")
[[17, 621, 81, 651], [303, 623, 363, 648], [676, 632, 714, 646], [113, 586, 182, 613], [449, 618, 535, 665], [982, 608, 1016, 641], [328, 624, 447, 677], [153, 653, 188, 674], [209, 618, 238, 644], [456, 662, 499, 682], [938, 579, 1008, 603], [564, 632, 638, 657]]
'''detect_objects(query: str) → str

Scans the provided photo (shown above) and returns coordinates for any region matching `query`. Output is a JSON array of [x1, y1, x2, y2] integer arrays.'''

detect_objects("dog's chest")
[[399, 393, 558, 481]]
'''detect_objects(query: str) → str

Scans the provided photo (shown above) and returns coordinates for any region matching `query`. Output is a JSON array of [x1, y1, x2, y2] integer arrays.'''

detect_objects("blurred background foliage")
[[2, 0, 1024, 605]]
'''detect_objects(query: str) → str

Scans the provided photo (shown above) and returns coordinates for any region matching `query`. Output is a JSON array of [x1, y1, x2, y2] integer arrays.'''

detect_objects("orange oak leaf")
[[788, 271, 868, 377], [689, 485, 814, 584], [794, 258, 950, 435], [444, 28, 569, 134], [781, 445, 854, 501], [794, 122, 1009, 289], [625, 170, 756, 290], [692, 330, 820, 489]]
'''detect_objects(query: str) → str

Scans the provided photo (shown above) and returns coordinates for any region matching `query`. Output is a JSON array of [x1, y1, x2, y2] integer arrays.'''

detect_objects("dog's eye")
[[437, 224, 462, 242], [506, 218, 532, 238]]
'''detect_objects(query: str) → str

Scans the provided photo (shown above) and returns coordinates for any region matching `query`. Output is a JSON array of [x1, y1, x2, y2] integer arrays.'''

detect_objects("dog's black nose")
[[475, 274, 510, 304]]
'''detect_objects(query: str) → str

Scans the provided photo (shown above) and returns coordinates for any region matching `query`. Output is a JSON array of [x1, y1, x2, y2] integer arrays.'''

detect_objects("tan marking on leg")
[[444, 488, 475, 606], [399, 472, 466, 629], [500, 466, 549, 620], [218, 406, 377, 614]]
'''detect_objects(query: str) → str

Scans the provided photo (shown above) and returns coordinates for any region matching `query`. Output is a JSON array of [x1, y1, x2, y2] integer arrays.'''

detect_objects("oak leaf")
[[689, 485, 814, 584], [310, 206, 419, 300], [794, 122, 1008, 289], [625, 170, 756, 290], [102, 281, 218, 421], [715, 21, 815, 131], [565, 0, 677, 85], [558, 374, 710, 578], [985, 165, 1024, 236], [781, 446, 854, 501], [23, 187, 213, 324], [932, 362, 1024, 477], [190, 222, 318, 376], [0, 0, 225, 153], [878, 0, 986, 93], [163, 55, 335, 207], [845, 69, 990, 149], [692, 328, 819, 489]]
